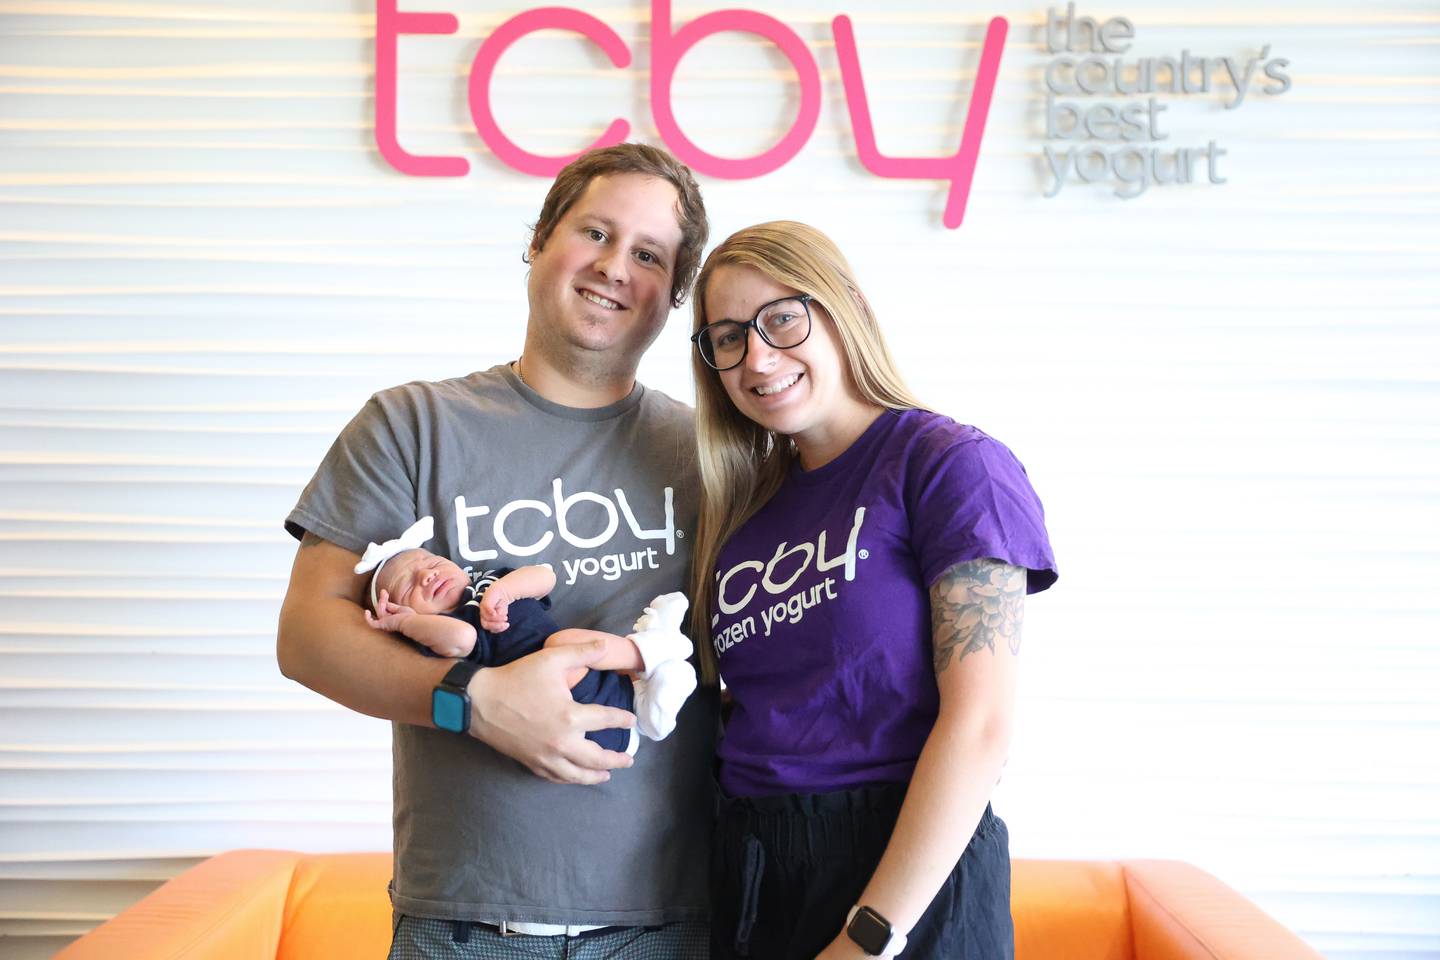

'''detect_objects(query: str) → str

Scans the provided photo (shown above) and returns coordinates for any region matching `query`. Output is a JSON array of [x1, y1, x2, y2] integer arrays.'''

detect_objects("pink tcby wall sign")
[[375, 1, 1008, 228]]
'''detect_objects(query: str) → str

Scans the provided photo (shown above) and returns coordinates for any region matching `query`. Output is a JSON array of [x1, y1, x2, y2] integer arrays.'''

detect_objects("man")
[[277, 143, 714, 957]]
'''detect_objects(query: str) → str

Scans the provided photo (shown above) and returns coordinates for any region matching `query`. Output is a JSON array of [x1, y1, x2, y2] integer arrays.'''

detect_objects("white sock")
[[632, 660, 698, 741], [632, 592, 688, 634], [629, 628, 694, 678], [628, 592, 693, 678]]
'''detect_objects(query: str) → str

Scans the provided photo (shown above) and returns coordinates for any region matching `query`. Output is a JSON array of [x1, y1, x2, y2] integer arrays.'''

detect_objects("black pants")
[[712, 783, 1013, 959]]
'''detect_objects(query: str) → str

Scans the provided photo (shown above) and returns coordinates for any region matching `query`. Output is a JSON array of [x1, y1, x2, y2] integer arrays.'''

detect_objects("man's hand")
[[467, 640, 636, 785], [364, 590, 415, 632]]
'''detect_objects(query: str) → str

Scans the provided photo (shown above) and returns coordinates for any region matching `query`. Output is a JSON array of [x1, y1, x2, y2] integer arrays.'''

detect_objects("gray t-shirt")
[[285, 363, 716, 925]]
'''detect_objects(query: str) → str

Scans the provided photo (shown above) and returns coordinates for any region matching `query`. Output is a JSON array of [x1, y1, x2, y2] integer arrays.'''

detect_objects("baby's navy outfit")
[[454, 567, 634, 753]]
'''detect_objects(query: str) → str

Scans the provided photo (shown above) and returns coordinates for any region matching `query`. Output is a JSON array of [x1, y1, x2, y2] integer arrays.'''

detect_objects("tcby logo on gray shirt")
[[453, 479, 677, 587]]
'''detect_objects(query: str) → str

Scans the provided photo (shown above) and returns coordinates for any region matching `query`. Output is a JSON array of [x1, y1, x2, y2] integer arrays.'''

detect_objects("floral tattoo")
[[930, 559, 1026, 674]]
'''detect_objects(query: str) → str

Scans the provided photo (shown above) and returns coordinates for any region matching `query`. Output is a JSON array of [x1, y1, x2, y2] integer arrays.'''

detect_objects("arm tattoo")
[[930, 559, 1026, 674]]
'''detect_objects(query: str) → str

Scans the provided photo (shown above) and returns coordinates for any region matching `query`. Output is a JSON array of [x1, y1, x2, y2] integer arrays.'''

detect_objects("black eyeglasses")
[[691, 294, 815, 371]]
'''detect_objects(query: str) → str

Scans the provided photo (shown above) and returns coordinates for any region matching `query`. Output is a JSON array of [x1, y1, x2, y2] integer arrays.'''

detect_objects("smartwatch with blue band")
[[432, 660, 482, 734]]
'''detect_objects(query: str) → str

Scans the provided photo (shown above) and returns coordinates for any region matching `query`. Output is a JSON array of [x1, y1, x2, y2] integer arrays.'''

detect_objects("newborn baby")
[[355, 517, 697, 754]]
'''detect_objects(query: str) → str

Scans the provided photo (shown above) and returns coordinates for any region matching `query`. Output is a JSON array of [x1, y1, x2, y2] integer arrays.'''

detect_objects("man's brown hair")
[[526, 143, 709, 308]]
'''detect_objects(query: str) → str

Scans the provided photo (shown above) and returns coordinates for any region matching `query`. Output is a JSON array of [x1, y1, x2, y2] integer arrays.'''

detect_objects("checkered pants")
[[389, 915, 709, 959]]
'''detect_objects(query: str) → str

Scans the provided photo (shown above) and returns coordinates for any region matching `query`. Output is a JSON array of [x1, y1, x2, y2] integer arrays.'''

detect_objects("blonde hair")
[[688, 221, 923, 685]]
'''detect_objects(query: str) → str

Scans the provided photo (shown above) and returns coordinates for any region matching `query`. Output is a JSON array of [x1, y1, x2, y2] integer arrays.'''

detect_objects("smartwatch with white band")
[[845, 904, 907, 956]]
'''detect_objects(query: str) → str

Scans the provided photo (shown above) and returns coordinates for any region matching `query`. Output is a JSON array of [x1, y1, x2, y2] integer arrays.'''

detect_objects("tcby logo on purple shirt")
[[711, 506, 866, 659]]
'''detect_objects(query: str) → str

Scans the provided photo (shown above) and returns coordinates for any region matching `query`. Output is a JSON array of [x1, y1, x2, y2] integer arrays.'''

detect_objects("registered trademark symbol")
[[676, 530, 685, 538], [858, 549, 869, 560]]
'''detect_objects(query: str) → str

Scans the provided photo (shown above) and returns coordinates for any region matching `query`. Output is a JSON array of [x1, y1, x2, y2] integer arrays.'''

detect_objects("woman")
[[688, 222, 1058, 959]]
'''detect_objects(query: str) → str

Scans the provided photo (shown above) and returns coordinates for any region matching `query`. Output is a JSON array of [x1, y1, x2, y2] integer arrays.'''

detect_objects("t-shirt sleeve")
[[906, 429, 1058, 595], [284, 391, 419, 554]]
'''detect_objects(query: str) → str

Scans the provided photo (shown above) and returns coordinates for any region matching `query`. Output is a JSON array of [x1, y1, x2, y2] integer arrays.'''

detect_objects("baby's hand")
[[365, 590, 416, 633], [478, 587, 513, 633]]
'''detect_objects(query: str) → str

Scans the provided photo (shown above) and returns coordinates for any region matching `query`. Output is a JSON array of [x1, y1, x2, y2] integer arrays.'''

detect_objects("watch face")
[[431, 689, 468, 733], [847, 907, 891, 954]]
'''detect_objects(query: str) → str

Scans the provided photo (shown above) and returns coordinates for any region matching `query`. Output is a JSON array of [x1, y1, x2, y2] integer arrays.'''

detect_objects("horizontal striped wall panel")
[[2, 1, 1438, 956]]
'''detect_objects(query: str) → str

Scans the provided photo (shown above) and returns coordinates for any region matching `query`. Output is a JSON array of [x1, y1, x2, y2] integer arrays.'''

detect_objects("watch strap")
[[440, 658, 482, 691]]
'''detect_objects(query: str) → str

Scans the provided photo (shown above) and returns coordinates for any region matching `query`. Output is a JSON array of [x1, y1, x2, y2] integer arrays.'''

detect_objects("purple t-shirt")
[[712, 409, 1057, 798]]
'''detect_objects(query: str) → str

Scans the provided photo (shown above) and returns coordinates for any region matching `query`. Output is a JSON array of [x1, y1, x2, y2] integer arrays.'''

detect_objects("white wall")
[[2, 1, 1437, 957]]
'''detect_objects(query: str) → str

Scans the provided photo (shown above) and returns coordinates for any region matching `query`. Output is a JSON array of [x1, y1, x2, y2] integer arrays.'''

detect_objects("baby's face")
[[375, 548, 469, 614]]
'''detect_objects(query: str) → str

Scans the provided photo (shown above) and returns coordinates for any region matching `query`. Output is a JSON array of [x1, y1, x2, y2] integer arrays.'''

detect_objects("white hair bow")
[[354, 516, 435, 576]]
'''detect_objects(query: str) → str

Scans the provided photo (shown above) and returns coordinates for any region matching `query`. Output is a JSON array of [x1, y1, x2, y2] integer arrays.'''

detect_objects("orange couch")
[[56, 851, 1322, 959]]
